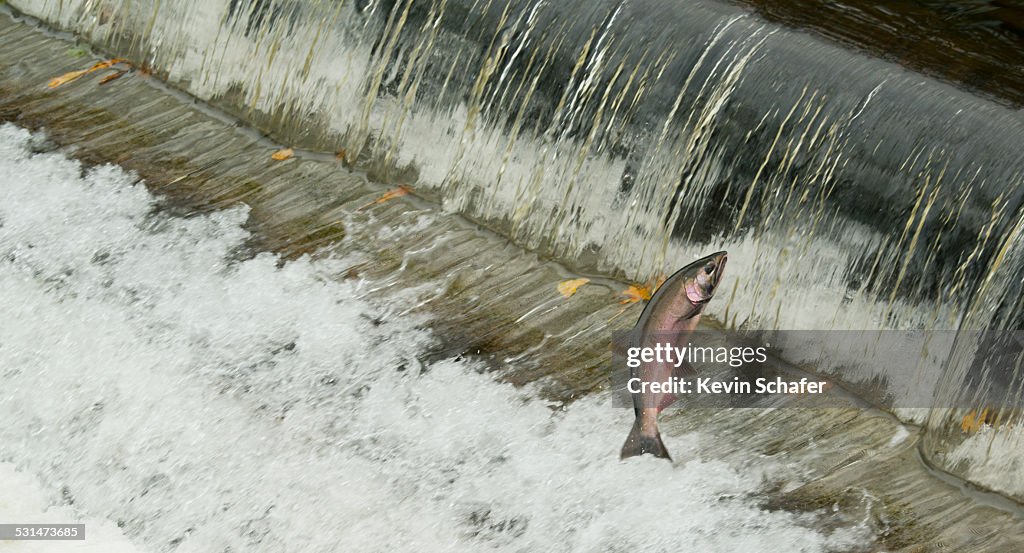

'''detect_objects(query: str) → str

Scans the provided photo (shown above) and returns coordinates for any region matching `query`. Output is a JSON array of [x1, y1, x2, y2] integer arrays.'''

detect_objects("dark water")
[[737, 0, 1024, 107]]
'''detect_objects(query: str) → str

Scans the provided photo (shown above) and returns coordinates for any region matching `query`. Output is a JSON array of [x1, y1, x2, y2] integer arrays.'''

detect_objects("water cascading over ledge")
[[9, 0, 1024, 501]]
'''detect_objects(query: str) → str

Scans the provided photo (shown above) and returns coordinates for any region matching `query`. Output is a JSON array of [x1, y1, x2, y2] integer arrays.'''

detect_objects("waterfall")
[[10, 0, 1024, 501]]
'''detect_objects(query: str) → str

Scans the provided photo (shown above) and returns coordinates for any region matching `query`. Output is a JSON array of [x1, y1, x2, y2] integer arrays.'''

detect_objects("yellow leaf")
[[619, 284, 652, 304], [378, 185, 411, 202], [271, 147, 294, 161], [557, 278, 590, 298], [99, 58, 129, 68], [961, 407, 990, 433], [98, 70, 127, 85], [358, 185, 412, 210], [961, 411, 978, 433], [47, 58, 130, 89], [47, 69, 90, 89]]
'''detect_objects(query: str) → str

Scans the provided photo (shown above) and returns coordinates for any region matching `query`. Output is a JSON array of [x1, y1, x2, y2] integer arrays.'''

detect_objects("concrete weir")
[[0, 8, 1022, 551]]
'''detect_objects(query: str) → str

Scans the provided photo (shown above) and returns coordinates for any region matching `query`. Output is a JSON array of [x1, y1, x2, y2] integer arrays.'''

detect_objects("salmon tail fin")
[[620, 418, 671, 460]]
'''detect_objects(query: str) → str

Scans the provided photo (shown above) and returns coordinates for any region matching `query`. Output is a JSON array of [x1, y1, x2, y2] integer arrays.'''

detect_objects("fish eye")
[[704, 262, 716, 275]]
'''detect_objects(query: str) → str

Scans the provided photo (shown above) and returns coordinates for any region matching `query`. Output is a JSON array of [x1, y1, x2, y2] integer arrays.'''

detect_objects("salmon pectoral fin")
[[620, 417, 672, 460]]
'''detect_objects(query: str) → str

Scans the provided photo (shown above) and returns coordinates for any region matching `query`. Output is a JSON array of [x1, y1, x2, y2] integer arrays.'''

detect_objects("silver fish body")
[[621, 251, 727, 460]]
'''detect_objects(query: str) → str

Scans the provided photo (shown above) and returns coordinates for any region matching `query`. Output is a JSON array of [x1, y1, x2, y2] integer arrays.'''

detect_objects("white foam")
[[886, 426, 912, 448], [0, 123, 867, 552], [0, 463, 138, 553], [948, 424, 1024, 499]]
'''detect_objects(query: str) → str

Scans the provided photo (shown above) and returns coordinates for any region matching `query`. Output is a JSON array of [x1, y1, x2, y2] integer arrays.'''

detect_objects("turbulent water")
[[0, 124, 872, 551], [0, 463, 138, 552], [5, 0, 1024, 520]]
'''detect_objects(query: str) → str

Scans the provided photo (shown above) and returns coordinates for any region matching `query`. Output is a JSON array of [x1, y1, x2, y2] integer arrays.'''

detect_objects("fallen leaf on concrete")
[[358, 185, 412, 210], [48, 58, 129, 89], [558, 278, 590, 298], [96, 58, 129, 69], [271, 147, 294, 161], [98, 70, 128, 85], [47, 69, 90, 89], [961, 407, 991, 433], [619, 284, 652, 304]]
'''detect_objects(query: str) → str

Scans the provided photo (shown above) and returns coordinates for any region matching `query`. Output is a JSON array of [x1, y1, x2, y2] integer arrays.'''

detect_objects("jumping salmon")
[[620, 251, 727, 460]]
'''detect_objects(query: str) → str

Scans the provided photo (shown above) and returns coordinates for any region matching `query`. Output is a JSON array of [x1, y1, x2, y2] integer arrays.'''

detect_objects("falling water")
[[7, 0, 1024, 506]]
